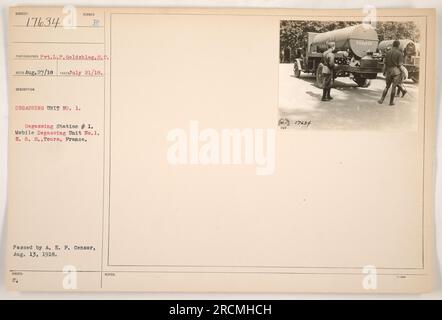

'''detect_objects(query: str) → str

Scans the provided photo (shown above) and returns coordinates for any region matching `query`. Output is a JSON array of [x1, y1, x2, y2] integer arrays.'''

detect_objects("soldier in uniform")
[[378, 40, 404, 106], [395, 64, 408, 97], [321, 42, 335, 102]]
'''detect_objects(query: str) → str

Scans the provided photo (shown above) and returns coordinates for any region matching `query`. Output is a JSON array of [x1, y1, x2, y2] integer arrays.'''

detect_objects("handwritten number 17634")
[[26, 17, 61, 28]]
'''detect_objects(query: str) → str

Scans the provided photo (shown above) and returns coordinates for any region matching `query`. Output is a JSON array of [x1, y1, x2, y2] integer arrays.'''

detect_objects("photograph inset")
[[278, 21, 421, 130]]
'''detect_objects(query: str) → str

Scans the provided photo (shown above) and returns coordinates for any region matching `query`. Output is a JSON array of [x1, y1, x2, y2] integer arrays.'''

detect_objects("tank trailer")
[[293, 24, 384, 88]]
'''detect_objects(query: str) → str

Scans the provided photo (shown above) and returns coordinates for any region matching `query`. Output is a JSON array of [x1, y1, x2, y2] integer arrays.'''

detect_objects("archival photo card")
[[6, 7, 436, 293]]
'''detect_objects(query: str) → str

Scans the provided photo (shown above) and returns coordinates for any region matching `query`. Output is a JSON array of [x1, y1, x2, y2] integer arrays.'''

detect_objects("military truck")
[[378, 39, 420, 82], [293, 24, 384, 88]]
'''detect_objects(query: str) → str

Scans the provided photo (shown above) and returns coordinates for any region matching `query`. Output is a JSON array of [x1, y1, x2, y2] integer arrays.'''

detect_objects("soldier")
[[378, 40, 404, 106], [383, 45, 407, 98], [321, 42, 335, 102], [395, 64, 408, 97]]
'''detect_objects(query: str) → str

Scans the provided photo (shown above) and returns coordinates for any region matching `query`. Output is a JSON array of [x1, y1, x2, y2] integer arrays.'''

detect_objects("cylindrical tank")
[[378, 39, 417, 56], [311, 24, 379, 58]]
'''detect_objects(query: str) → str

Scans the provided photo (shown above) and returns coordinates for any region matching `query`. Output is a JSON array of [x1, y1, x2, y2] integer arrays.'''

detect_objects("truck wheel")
[[294, 62, 301, 78], [316, 65, 324, 89], [354, 77, 371, 88]]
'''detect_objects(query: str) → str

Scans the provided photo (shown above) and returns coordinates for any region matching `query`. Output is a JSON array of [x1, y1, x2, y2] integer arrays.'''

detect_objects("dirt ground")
[[278, 63, 419, 131]]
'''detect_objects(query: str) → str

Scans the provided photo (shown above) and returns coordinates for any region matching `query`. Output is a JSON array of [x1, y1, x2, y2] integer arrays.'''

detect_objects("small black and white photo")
[[278, 20, 421, 130]]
